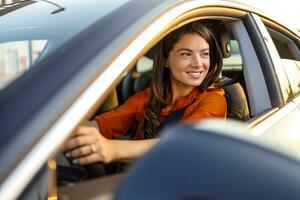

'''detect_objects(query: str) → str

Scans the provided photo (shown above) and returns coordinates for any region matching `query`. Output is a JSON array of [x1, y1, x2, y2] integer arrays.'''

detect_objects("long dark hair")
[[142, 22, 223, 139]]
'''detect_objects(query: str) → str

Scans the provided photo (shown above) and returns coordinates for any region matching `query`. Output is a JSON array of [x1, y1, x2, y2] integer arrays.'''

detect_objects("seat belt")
[[119, 100, 194, 139], [159, 96, 198, 131], [218, 72, 243, 87], [159, 106, 187, 130]]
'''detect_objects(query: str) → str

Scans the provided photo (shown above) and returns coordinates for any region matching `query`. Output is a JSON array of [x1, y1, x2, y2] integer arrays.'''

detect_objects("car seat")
[[119, 70, 151, 104], [218, 73, 250, 120]]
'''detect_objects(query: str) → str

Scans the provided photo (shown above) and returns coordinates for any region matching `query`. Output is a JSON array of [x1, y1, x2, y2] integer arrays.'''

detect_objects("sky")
[[238, 0, 300, 29]]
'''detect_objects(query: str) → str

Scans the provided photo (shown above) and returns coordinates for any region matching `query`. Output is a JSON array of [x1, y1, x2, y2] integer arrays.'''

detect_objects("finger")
[[82, 120, 99, 128], [65, 145, 93, 159], [65, 135, 94, 150], [59, 143, 68, 152], [74, 125, 99, 136], [72, 153, 101, 165]]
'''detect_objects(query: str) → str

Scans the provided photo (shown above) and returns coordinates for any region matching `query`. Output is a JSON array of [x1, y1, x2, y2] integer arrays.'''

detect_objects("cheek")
[[167, 58, 183, 72], [204, 60, 210, 71], [168, 57, 190, 70]]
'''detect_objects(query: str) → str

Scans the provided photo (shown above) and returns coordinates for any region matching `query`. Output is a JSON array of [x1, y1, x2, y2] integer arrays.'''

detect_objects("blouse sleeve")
[[183, 90, 227, 124], [94, 90, 149, 139]]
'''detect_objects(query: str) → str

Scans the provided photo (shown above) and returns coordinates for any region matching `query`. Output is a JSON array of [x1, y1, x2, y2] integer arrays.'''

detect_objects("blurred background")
[[235, 0, 300, 30]]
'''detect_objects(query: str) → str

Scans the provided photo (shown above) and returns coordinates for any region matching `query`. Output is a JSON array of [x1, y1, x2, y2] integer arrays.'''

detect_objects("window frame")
[[247, 13, 300, 135]]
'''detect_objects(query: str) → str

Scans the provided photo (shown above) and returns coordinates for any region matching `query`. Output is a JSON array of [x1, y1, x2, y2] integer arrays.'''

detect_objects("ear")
[[164, 59, 169, 68]]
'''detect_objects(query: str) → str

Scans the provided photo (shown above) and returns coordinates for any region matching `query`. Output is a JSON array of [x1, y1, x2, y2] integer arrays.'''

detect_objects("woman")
[[65, 22, 227, 164]]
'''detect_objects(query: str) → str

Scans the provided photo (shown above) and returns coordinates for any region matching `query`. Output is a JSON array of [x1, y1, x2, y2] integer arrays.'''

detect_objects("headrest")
[[203, 20, 232, 58], [133, 72, 152, 92]]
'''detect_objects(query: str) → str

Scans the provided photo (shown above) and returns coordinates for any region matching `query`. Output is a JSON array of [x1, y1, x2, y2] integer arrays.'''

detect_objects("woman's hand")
[[64, 120, 116, 164]]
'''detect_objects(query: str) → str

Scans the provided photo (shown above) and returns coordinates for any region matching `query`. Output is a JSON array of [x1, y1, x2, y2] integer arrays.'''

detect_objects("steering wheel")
[[56, 153, 108, 185]]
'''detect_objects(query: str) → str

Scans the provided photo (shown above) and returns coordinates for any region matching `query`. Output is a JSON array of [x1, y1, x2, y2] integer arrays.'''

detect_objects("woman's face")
[[166, 33, 210, 92]]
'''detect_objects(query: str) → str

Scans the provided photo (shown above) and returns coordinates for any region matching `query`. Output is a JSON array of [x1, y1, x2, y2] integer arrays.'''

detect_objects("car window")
[[136, 56, 153, 73], [267, 28, 300, 98], [267, 28, 300, 61], [0, 0, 130, 90], [223, 40, 242, 70], [281, 59, 300, 97], [0, 40, 47, 89]]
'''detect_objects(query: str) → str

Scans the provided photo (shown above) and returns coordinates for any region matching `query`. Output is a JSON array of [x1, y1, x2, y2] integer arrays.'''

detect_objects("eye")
[[180, 52, 192, 57], [201, 52, 209, 58]]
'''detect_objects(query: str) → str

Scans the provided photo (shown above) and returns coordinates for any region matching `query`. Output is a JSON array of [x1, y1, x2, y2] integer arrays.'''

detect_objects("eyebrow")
[[177, 48, 209, 52], [177, 48, 192, 52]]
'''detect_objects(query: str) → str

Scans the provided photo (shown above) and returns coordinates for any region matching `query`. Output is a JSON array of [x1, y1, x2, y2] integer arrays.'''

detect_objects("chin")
[[186, 80, 204, 87]]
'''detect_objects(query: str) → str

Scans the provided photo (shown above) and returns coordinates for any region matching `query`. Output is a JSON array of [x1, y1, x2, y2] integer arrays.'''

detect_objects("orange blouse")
[[95, 87, 227, 139]]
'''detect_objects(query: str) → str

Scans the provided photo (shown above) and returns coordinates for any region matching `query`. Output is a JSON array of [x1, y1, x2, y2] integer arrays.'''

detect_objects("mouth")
[[187, 71, 203, 78]]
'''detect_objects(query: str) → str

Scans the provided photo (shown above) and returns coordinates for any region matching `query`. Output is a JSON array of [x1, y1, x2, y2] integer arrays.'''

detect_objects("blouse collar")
[[160, 87, 202, 116]]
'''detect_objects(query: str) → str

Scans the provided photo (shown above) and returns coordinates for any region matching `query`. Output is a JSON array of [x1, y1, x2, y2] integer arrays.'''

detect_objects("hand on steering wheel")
[[65, 120, 116, 164]]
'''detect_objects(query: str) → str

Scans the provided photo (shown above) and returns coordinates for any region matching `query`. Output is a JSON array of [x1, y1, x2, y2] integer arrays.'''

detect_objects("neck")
[[171, 83, 195, 105]]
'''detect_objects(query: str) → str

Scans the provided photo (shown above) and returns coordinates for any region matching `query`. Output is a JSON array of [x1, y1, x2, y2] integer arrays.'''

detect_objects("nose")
[[191, 54, 202, 68]]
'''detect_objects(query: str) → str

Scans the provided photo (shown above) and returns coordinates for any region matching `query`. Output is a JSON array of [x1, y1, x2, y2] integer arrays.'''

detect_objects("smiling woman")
[[166, 34, 211, 96], [64, 22, 226, 165]]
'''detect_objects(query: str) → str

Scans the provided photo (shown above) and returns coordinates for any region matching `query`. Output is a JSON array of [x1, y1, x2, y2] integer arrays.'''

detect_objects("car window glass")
[[0, 40, 47, 89], [136, 56, 153, 73], [223, 40, 243, 76], [267, 28, 300, 98], [281, 59, 300, 96], [267, 28, 300, 61]]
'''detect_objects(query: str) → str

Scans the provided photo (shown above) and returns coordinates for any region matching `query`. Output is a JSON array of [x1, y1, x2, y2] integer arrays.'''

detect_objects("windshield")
[[0, 0, 130, 90]]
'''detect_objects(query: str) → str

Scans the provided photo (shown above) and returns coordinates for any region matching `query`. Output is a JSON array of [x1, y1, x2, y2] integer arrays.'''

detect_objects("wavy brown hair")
[[142, 22, 223, 139]]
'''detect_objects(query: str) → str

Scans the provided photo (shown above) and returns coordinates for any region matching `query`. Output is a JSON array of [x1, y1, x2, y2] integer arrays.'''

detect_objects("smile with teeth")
[[187, 71, 203, 78]]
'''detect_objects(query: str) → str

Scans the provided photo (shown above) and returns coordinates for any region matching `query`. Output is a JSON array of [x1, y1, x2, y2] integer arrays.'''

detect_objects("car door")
[[246, 14, 300, 139]]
